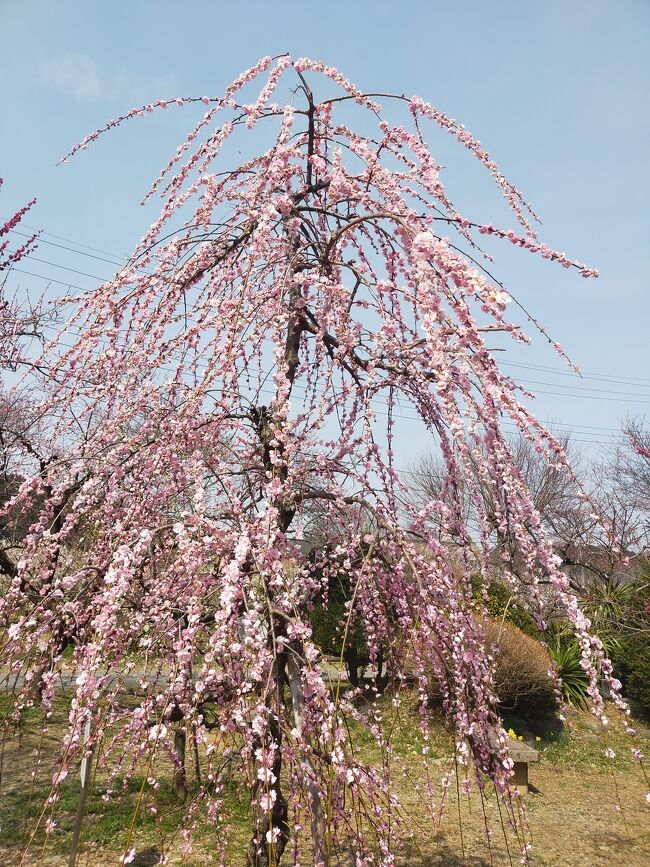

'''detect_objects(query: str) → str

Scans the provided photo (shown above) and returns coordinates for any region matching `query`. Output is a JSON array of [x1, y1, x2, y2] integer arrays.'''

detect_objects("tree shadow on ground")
[[396, 835, 494, 866]]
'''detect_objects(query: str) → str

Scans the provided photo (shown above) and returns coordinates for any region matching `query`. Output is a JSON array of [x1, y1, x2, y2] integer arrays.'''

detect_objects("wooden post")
[[68, 719, 92, 867], [485, 727, 539, 795], [172, 724, 189, 800], [512, 761, 529, 794]]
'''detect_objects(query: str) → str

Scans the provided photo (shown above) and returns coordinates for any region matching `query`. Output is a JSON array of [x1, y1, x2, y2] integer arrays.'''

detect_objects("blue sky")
[[1, 0, 649, 462]]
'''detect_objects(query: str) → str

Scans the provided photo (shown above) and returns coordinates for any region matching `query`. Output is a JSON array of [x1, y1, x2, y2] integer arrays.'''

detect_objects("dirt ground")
[[414, 762, 650, 867], [1, 697, 648, 866]]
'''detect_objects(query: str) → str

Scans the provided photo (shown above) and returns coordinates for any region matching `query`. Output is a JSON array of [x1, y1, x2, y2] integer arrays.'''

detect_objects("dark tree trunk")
[[247, 714, 290, 866], [343, 646, 365, 688]]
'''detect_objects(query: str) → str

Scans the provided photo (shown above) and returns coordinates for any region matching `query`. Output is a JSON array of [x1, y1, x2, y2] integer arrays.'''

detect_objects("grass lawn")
[[1, 689, 648, 866]]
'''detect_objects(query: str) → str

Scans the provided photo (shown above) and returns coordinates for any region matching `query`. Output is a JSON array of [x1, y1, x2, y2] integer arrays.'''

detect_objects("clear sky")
[[1, 0, 649, 463]]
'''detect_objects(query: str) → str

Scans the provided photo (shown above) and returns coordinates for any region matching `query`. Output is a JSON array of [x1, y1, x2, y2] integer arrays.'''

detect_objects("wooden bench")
[[484, 727, 540, 794], [505, 736, 539, 794]]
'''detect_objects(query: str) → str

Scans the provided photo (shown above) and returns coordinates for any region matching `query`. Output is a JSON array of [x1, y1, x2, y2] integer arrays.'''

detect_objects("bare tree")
[[411, 431, 649, 609], [615, 417, 650, 519], [410, 433, 579, 547]]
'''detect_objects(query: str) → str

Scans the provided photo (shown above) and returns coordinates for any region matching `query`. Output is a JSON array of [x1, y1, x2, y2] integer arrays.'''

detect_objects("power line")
[[5, 228, 648, 430], [29, 325, 635, 437], [26, 255, 112, 283], [39, 316, 650, 414], [524, 389, 650, 405], [6, 220, 132, 262], [500, 359, 650, 387], [8, 267, 87, 291], [5, 218, 650, 388], [6, 310, 645, 444], [11, 256, 650, 399], [10, 287, 649, 410], [34, 328, 624, 445], [31, 328, 627, 449], [10, 228, 127, 269], [512, 377, 650, 398]]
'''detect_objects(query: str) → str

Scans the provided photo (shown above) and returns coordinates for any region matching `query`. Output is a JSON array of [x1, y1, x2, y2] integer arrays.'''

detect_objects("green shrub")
[[615, 634, 650, 715], [545, 623, 590, 708], [580, 575, 635, 657], [610, 580, 650, 716], [471, 577, 541, 638], [309, 568, 373, 686]]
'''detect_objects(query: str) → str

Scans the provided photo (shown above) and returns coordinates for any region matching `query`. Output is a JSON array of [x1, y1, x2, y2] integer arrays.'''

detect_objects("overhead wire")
[[21, 324, 628, 449], [3, 223, 646, 447], [9, 228, 127, 269], [4, 222, 649, 383], [499, 359, 650, 387], [11, 251, 650, 405]]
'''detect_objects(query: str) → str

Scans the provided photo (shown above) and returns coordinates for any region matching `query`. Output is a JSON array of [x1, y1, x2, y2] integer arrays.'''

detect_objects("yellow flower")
[[507, 728, 516, 739], [535, 736, 541, 742]]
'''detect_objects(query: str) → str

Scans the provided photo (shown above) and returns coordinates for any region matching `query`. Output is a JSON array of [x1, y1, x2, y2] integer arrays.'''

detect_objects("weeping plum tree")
[[0, 179, 40, 371], [1, 57, 629, 865]]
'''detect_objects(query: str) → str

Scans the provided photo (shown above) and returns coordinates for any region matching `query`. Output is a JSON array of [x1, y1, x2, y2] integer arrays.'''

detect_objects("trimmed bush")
[[485, 619, 556, 716], [309, 569, 374, 687]]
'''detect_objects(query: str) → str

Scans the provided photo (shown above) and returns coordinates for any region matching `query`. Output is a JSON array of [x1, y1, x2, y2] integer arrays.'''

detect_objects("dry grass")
[[0, 690, 648, 865]]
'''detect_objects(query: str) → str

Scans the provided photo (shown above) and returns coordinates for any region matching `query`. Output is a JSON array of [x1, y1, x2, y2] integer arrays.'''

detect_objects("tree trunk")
[[247, 714, 289, 866], [286, 653, 328, 867]]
